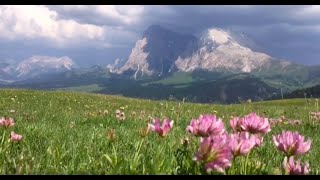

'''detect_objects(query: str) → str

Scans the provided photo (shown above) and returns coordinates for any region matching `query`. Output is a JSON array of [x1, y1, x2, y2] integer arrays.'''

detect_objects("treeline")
[[283, 85, 320, 99]]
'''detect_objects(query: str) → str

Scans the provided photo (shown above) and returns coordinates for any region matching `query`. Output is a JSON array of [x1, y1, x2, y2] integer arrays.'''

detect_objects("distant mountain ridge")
[[0, 56, 77, 82], [1, 25, 320, 104]]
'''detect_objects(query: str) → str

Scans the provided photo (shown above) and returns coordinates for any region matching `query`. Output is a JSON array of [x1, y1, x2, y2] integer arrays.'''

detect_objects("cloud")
[[134, 5, 320, 65], [1, 5, 320, 65], [295, 5, 320, 20], [48, 5, 145, 27], [0, 5, 106, 47]]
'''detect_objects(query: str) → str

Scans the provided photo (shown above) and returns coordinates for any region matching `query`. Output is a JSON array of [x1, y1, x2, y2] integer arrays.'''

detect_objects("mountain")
[[15, 56, 76, 80], [116, 25, 278, 78], [223, 29, 265, 53], [0, 59, 17, 81], [117, 25, 198, 79], [114, 25, 320, 91], [175, 28, 273, 73], [2, 25, 320, 104], [107, 58, 126, 73], [0, 56, 77, 82]]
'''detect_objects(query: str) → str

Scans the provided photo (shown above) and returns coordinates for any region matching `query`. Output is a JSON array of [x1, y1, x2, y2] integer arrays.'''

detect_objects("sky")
[[0, 5, 320, 67]]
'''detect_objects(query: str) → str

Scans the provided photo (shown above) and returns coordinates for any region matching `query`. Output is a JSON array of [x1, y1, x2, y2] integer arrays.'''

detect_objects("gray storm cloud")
[[0, 5, 319, 66]]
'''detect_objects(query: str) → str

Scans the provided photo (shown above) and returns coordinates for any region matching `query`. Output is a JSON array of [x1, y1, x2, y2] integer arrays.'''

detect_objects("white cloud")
[[0, 5, 105, 47], [296, 5, 320, 18], [96, 5, 144, 25], [1, 5, 320, 65]]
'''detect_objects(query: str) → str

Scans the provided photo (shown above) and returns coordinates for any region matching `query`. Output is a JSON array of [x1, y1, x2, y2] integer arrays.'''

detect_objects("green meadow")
[[0, 89, 318, 175]]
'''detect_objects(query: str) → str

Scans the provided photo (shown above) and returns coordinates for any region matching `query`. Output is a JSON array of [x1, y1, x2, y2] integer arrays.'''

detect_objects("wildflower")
[[115, 111, 126, 121], [140, 111, 146, 119], [140, 111, 146, 115], [106, 129, 116, 142], [309, 112, 320, 121], [139, 126, 150, 138], [253, 134, 264, 147], [180, 137, 190, 147], [289, 120, 302, 125], [115, 110, 121, 115], [194, 134, 232, 173], [120, 106, 125, 110], [270, 119, 278, 126], [103, 110, 109, 116], [238, 113, 271, 134], [0, 117, 15, 128], [294, 120, 302, 125], [282, 156, 310, 175], [187, 115, 225, 137], [213, 110, 218, 114], [9, 110, 16, 114], [278, 118, 283, 124], [10, 131, 23, 142], [131, 111, 137, 118], [230, 117, 241, 132], [148, 118, 174, 137], [228, 132, 256, 158], [273, 131, 311, 157]]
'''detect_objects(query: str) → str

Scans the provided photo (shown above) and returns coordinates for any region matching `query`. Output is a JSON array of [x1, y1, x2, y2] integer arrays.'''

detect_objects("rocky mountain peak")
[[116, 25, 276, 78], [117, 25, 198, 78]]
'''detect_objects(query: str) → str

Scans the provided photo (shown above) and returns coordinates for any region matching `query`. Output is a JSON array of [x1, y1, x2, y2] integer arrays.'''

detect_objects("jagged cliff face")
[[118, 37, 152, 77], [117, 25, 198, 78], [116, 25, 275, 78], [175, 28, 272, 73]]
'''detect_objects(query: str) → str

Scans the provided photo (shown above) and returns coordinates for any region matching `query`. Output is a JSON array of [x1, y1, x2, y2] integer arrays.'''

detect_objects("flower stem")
[[244, 152, 250, 175], [0, 130, 6, 155], [1, 130, 6, 146], [282, 156, 289, 175], [229, 156, 237, 175]]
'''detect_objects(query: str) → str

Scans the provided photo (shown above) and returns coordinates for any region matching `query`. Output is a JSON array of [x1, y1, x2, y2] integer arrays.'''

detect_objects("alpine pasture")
[[0, 89, 318, 175]]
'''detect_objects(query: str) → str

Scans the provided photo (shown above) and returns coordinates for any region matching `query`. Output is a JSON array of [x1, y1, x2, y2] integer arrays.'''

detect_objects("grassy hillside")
[[282, 84, 320, 99], [58, 84, 104, 93], [3, 63, 320, 104], [5, 73, 278, 104], [144, 72, 194, 85], [99, 75, 278, 103], [0, 89, 319, 174]]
